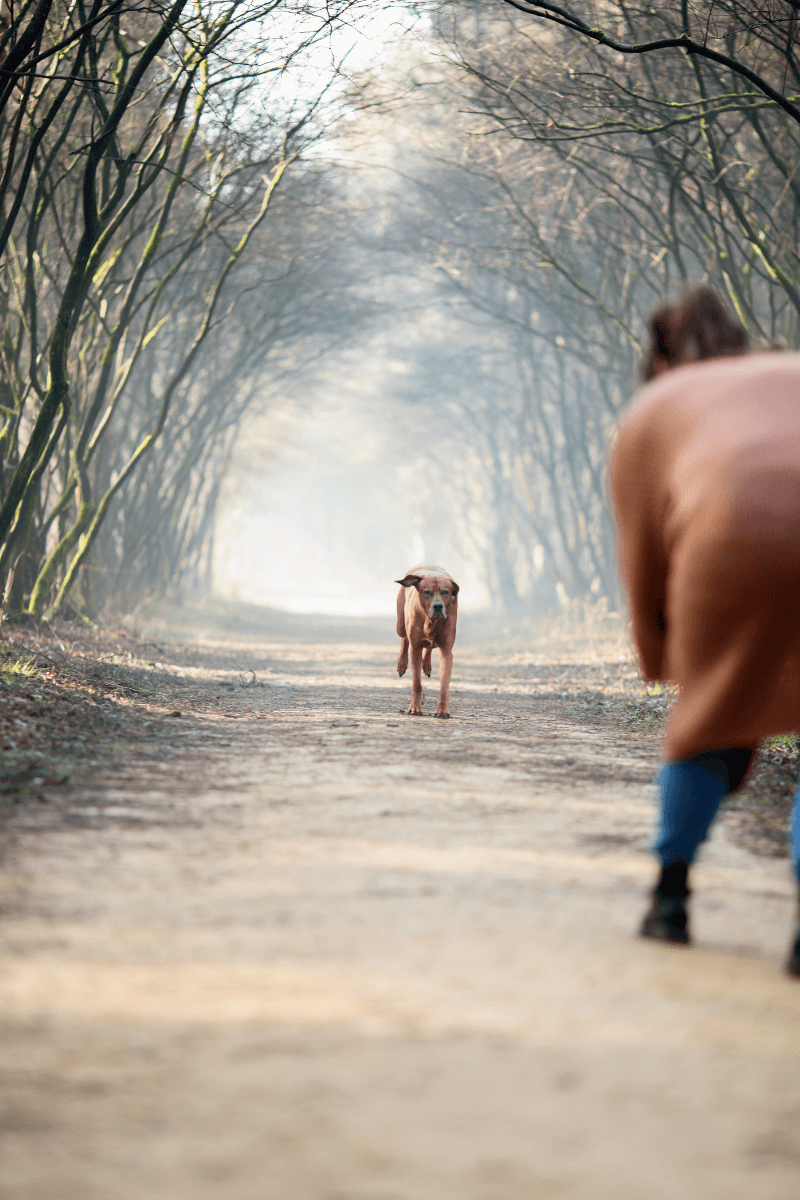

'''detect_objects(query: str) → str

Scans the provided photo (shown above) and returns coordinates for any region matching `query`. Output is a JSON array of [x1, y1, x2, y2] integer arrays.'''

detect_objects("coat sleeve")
[[610, 421, 669, 682]]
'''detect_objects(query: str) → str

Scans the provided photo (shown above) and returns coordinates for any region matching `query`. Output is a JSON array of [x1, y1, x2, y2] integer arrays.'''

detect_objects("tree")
[[0, 0, 370, 618], [347, 1, 800, 606], [501, 0, 800, 128]]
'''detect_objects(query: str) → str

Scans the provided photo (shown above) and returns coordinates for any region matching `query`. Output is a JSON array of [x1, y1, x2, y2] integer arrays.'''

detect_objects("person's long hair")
[[641, 284, 748, 381]]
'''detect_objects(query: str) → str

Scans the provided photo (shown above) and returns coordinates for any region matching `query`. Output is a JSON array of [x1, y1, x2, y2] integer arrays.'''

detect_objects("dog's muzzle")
[[432, 603, 445, 617]]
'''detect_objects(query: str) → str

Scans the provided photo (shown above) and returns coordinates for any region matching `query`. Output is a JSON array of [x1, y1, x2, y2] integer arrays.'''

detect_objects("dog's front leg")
[[407, 642, 424, 714], [435, 647, 453, 718], [397, 634, 409, 677]]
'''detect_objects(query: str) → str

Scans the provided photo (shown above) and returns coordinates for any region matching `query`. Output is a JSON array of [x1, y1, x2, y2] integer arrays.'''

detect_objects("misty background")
[[1, 0, 797, 623]]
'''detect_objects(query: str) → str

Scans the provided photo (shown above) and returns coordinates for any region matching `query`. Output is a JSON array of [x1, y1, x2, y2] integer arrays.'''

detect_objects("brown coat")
[[611, 352, 800, 760]]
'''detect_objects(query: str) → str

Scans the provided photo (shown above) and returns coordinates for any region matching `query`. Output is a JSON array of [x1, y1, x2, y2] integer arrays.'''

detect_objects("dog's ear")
[[450, 581, 460, 597], [396, 575, 423, 588]]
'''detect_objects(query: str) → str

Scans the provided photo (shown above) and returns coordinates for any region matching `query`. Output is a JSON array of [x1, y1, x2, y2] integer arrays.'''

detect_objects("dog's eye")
[[423, 590, 432, 596], [441, 590, 449, 596]]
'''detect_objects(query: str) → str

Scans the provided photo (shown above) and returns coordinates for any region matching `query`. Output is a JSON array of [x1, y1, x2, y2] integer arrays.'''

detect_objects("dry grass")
[[0, 621, 190, 811]]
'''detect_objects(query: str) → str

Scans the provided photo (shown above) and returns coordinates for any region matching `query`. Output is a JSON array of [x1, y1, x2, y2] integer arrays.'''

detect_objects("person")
[[610, 283, 800, 975]]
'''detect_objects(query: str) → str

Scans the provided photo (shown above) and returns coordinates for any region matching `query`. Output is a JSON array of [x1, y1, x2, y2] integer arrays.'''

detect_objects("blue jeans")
[[792, 774, 800, 883], [655, 748, 753, 866]]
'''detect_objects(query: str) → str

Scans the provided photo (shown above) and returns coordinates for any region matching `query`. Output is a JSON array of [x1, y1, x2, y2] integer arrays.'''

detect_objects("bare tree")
[[0, 0, 371, 618], [501, 0, 800, 127], [346, 1, 800, 606]]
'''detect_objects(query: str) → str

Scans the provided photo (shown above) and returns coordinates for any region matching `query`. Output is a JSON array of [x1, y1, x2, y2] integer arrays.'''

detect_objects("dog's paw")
[[407, 707, 423, 716], [423, 669, 431, 678], [397, 667, 407, 677], [434, 711, 451, 719]]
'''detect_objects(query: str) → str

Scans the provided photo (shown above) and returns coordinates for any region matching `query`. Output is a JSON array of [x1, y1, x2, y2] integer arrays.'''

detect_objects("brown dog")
[[395, 563, 459, 718]]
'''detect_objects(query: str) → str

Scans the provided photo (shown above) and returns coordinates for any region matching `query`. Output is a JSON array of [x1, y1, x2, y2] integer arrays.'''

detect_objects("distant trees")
[[501, 0, 800, 132], [0, 0, 365, 618], [357, 1, 800, 610], [7, 0, 797, 618], [482, 1, 800, 339]]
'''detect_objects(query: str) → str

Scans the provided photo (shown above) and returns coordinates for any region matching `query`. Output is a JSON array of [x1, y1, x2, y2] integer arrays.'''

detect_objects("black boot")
[[639, 858, 690, 945]]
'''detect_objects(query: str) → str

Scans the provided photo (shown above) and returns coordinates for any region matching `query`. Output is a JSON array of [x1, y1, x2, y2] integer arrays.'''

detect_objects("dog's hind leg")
[[396, 587, 407, 638], [422, 645, 432, 677], [396, 587, 409, 676], [397, 635, 409, 677], [434, 647, 453, 718]]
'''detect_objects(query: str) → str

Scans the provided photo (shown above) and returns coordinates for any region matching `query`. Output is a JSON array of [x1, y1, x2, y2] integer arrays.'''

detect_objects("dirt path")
[[2, 618, 800, 1200]]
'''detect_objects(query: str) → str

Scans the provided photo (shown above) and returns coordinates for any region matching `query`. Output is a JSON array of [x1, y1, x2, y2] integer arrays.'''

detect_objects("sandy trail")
[[2, 622, 800, 1200]]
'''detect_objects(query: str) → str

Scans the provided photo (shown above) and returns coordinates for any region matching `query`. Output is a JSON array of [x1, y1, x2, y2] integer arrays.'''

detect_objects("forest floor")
[[1, 603, 800, 1200]]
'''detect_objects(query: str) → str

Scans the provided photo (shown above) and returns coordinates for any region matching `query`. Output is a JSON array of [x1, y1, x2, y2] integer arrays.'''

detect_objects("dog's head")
[[395, 572, 459, 619]]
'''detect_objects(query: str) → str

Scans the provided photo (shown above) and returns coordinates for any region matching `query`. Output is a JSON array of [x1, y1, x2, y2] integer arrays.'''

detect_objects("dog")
[[395, 564, 459, 718]]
